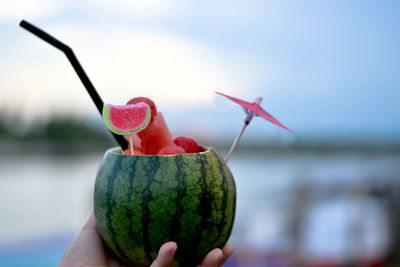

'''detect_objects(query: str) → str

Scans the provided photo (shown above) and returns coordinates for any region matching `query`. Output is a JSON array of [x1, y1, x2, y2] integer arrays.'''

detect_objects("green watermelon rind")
[[94, 147, 236, 267], [102, 104, 151, 135]]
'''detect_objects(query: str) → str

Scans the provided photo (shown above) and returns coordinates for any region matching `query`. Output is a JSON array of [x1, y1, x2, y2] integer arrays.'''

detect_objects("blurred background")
[[1, 0, 400, 266]]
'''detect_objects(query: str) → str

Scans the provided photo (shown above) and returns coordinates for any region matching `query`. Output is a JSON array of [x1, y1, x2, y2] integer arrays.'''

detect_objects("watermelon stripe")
[[148, 157, 178, 251], [114, 157, 137, 262], [213, 163, 235, 250], [125, 158, 138, 248], [179, 154, 201, 263], [187, 153, 212, 263], [128, 157, 150, 266], [212, 157, 229, 247], [169, 156, 184, 240], [172, 155, 203, 265], [193, 150, 234, 256], [105, 157, 131, 262], [223, 164, 236, 242], [94, 154, 116, 253], [141, 157, 160, 263], [201, 151, 225, 248]]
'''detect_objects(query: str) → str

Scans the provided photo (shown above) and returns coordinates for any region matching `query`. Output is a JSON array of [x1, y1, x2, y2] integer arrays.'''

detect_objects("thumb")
[[150, 242, 177, 267]]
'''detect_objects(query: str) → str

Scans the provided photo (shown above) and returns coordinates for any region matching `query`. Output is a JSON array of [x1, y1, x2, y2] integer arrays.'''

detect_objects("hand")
[[58, 211, 234, 267]]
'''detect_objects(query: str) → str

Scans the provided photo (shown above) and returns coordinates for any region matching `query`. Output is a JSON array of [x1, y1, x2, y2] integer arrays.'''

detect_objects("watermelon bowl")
[[94, 146, 236, 267]]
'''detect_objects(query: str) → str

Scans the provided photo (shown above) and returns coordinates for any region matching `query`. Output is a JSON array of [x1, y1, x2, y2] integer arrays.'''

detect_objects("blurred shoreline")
[[1, 139, 400, 157], [1, 115, 400, 156]]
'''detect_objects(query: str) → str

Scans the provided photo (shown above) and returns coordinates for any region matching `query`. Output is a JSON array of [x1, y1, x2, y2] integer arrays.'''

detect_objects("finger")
[[150, 242, 177, 267], [59, 210, 108, 266], [198, 248, 223, 267], [220, 243, 234, 265]]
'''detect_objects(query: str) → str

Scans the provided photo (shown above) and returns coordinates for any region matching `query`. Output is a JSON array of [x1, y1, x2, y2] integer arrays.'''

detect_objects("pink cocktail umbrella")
[[216, 92, 292, 162]]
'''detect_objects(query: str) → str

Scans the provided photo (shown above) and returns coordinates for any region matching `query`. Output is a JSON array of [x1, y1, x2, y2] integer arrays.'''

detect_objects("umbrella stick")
[[129, 135, 134, 155], [225, 123, 247, 163]]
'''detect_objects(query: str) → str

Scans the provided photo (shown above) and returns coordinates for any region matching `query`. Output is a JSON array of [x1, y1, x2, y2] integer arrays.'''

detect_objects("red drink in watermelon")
[[20, 21, 287, 266], [95, 97, 236, 266], [135, 112, 173, 155]]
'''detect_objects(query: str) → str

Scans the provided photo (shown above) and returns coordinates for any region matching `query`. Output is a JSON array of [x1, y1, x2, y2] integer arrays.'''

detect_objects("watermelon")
[[126, 134, 142, 151], [94, 147, 236, 266], [122, 148, 144, 155], [102, 103, 151, 135], [136, 112, 173, 155], [125, 97, 173, 155], [173, 136, 201, 153], [127, 97, 157, 123], [157, 145, 186, 155]]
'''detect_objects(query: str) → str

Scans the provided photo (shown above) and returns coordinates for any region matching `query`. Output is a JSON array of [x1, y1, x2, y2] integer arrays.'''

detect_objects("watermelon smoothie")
[[94, 98, 236, 266], [17, 22, 261, 266], [134, 112, 173, 155], [126, 97, 178, 155]]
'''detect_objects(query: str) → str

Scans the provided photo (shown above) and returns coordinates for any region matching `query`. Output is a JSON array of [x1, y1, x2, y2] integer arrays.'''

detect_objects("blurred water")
[[0, 151, 399, 266], [0, 154, 102, 243]]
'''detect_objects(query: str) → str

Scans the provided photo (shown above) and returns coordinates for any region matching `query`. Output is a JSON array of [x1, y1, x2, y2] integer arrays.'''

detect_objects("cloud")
[[0, 0, 182, 23], [177, 0, 271, 23], [0, 0, 63, 22], [0, 0, 272, 24], [1, 24, 254, 121], [84, 0, 182, 19]]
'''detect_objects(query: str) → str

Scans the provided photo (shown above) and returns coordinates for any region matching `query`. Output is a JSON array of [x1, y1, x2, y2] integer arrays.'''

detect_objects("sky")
[[1, 0, 399, 142]]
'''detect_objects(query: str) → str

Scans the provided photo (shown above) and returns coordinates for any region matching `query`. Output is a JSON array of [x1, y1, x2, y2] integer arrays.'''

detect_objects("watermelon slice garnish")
[[102, 103, 151, 135], [127, 97, 157, 123]]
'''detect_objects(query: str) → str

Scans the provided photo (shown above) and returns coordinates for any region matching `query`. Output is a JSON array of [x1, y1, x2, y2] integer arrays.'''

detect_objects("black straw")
[[19, 20, 128, 150]]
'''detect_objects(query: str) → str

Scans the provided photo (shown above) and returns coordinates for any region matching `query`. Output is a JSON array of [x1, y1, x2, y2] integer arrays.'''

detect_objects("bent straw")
[[19, 20, 128, 150]]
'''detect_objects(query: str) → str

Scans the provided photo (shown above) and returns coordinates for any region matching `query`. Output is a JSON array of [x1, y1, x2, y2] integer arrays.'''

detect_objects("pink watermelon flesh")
[[126, 134, 143, 151], [103, 103, 151, 135], [121, 97, 201, 155], [127, 97, 157, 123], [122, 148, 144, 155], [137, 112, 173, 155], [173, 136, 201, 153], [157, 145, 186, 155]]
